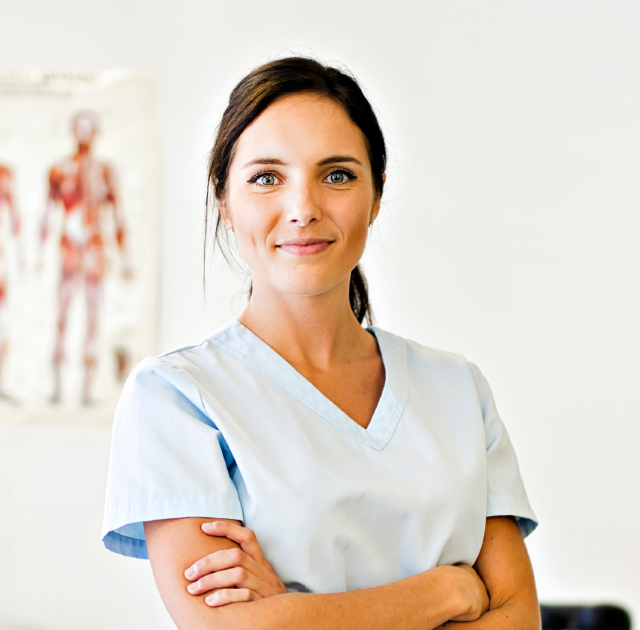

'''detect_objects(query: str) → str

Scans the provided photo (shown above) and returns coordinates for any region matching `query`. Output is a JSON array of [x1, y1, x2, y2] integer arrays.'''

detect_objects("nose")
[[285, 177, 321, 227]]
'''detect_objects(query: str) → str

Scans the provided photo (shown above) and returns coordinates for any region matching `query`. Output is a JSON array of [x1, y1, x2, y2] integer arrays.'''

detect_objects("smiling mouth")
[[276, 238, 334, 256]]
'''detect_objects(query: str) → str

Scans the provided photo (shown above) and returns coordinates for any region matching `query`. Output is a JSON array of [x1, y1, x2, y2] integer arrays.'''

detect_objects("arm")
[[437, 516, 540, 630], [102, 165, 124, 250], [102, 165, 132, 276], [145, 518, 488, 630], [41, 167, 62, 244], [0, 169, 20, 236]]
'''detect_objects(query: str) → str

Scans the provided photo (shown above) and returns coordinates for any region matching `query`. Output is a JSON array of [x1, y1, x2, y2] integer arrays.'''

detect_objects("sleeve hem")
[[103, 531, 150, 559], [102, 493, 244, 559], [487, 496, 539, 538]]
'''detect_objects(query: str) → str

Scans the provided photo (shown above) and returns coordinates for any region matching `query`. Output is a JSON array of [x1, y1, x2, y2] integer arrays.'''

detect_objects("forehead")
[[233, 94, 369, 165]]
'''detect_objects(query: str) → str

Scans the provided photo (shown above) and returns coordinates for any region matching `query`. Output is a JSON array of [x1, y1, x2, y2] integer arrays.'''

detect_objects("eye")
[[248, 172, 281, 186], [324, 169, 356, 185]]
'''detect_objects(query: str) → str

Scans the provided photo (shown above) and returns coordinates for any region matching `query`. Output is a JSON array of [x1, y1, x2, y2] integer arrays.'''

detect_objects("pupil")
[[332, 173, 343, 183]]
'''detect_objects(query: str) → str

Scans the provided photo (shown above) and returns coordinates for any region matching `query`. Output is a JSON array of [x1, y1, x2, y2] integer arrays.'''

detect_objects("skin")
[[145, 94, 541, 630]]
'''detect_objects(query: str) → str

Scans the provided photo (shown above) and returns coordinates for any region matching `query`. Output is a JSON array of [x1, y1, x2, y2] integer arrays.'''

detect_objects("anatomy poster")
[[0, 70, 159, 423]]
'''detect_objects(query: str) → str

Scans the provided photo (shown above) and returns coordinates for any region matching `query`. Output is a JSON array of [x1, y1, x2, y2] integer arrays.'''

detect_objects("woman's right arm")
[[144, 517, 487, 630]]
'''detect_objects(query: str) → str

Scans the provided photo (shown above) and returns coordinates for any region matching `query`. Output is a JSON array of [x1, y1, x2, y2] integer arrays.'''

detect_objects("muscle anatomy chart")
[[42, 113, 131, 405], [0, 70, 159, 422]]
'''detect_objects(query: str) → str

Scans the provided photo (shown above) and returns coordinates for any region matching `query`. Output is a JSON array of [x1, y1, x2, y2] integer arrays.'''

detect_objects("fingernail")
[[187, 581, 199, 593], [205, 592, 219, 606], [185, 566, 196, 579]]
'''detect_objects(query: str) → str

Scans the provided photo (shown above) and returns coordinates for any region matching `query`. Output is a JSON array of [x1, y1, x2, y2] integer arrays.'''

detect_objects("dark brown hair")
[[205, 57, 386, 325]]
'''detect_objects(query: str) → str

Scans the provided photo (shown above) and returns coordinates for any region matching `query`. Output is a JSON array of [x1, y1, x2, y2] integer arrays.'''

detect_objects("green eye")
[[257, 174, 277, 186], [325, 169, 355, 185]]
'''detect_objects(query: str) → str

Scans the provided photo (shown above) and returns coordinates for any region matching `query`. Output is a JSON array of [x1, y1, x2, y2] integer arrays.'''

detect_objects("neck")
[[237, 274, 372, 369]]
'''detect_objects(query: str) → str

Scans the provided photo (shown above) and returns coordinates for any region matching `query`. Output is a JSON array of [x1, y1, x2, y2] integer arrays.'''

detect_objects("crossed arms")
[[144, 515, 540, 630]]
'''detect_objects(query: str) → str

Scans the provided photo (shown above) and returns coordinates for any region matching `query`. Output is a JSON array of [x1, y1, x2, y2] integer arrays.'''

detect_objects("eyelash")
[[247, 171, 277, 184], [246, 168, 358, 185], [326, 168, 357, 183]]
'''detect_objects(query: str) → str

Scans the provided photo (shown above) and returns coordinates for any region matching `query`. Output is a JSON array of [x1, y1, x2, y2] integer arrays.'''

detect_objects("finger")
[[185, 547, 260, 581], [204, 588, 260, 607], [187, 566, 263, 595], [201, 521, 264, 560], [201, 521, 258, 549]]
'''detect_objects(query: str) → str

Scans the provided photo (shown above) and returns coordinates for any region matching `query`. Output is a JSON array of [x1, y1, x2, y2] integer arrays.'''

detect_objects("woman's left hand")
[[184, 520, 288, 607]]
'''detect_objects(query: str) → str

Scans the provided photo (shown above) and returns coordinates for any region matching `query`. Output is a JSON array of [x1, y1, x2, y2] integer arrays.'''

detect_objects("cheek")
[[333, 195, 372, 244], [227, 191, 278, 255]]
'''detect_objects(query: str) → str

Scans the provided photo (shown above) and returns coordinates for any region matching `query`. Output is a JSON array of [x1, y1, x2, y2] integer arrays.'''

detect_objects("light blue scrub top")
[[102, 322, 537, 594]]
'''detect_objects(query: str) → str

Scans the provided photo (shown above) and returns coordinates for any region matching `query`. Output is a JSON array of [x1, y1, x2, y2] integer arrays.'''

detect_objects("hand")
[[184, 520, 288, 607], [449, 564, 490, 622]]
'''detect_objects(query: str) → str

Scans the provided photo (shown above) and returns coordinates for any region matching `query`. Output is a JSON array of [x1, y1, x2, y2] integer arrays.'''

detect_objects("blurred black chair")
[[541, 605, 631, 630]]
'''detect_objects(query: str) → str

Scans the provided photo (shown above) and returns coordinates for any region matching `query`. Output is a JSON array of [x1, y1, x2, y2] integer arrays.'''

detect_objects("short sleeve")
[[468, 362, 538, 537], [101, 356, 243, 559]]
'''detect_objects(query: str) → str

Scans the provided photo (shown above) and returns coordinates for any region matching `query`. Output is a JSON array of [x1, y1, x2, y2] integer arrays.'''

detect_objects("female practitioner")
[[103, 57, 540, 630]]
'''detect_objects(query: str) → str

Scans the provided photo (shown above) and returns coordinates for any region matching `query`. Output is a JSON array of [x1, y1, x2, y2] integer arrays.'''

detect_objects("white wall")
[[2, 0, 639, 627]]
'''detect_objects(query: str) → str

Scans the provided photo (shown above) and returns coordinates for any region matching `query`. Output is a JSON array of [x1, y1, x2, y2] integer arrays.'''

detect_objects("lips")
[[276, 238, 334, 256]]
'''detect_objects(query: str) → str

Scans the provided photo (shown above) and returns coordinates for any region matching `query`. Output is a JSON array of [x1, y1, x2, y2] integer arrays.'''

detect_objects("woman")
[[102, 57, 540, 630]]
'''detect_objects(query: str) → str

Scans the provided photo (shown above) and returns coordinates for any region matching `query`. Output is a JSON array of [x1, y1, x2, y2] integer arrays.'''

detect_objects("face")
[[222, 93, 382, 299], [73, 115, 97, 146]]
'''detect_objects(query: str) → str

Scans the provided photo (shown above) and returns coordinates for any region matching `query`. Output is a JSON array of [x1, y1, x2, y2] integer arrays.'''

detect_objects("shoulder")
[[48, 159, 73, 181], [156, 321, 240, 368], [373, 327, 470, 369], [125, 323, 239, 395], [372, 327, 490, 398], [48, 164, 64, 182], [114, 335, 224, 433]]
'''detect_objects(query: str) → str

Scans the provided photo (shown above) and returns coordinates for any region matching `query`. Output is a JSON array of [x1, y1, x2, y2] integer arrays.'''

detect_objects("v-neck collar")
[[209, 321, 409, 451]]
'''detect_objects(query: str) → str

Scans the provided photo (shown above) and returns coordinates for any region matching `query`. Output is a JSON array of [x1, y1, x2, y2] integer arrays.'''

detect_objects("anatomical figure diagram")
[[0, 164, 21, 399], [41, 113, 129, 405]]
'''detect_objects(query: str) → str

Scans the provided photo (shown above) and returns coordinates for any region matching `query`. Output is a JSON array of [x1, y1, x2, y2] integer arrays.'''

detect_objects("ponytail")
[[349, 265, 372, 326]]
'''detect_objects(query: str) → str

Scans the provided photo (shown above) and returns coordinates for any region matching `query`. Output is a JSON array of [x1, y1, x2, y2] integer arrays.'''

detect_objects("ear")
[[370, 173, 386, 224], [219, 202, 233, 231]]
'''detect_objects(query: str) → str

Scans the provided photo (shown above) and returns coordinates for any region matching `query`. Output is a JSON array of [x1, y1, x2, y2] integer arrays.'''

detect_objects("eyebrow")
[[317, 155, 362, 167], [242, 158, 286, 169], [241, 155, 363, 169]]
